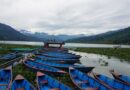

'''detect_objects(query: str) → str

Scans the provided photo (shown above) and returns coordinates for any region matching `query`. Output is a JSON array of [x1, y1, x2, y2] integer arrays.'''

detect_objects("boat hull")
[[23, 60, 67, 76], [0, 66, 12, 90], [36, 72, 71, 90]]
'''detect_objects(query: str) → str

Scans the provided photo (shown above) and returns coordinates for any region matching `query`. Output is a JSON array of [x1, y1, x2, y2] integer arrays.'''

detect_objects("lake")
[[0, 41, 130, 48], [70, 51, 130, 77]]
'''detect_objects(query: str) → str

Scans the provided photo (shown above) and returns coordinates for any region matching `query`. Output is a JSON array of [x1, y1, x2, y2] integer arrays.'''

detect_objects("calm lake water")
[[0, 41, 130, 48], [71, 51, 130, 77]]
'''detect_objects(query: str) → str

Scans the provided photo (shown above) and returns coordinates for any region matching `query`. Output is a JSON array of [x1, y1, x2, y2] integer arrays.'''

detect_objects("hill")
[[67, 27, 130, 44], [0, 23, 39, 41], [20, 30, 85, 41]]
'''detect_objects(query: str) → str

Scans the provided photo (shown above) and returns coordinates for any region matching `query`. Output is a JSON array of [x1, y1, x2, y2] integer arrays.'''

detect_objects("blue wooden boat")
[[0, 53, 16, 60], [69, 67, 114, 90], [32, 58, 94, 72], [36, 55, 79, 64], [42, 48, 68, 53], [0, 66, 12, 90], [36, 72, 71, 90], [93, 72, 130, 90], [41, 52, 81, 59], [110, 70, 130, 86], [23, 59, 67, 75], [11, 74, 36, 90]]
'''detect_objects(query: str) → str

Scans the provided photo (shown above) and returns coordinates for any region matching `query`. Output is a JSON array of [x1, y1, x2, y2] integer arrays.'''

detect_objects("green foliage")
[[75, 48, 130, 61]]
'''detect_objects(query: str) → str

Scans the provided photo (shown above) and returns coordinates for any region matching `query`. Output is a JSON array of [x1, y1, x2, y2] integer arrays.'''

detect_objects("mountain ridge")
[[67, 27, 130, 44], [0, 23, 39, 41], [0, 22, 130, 44]]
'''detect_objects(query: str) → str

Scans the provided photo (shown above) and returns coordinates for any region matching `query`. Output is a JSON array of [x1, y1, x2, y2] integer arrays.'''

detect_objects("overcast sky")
[[0, 0, 130, 35]]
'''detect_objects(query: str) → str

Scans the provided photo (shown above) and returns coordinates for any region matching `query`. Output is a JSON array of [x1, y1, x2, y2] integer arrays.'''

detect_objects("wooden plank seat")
[[77, 80, 88, 85], [72, 75, 77, 78], [16, 88, 25, 90], [0, 84, 8, 86], [85, 87, 99, 90], [50, 88, 60, 90], [40, 80, 48, 84]]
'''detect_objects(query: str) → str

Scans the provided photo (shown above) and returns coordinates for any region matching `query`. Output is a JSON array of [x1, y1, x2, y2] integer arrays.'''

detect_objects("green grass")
[[0, 44, 40, 54], [0, 50, 10, 54], [13, 64, 37, 86], [0, 44, 39, 49], [13, 64, 75, 89], [75, 48, 130, 61]]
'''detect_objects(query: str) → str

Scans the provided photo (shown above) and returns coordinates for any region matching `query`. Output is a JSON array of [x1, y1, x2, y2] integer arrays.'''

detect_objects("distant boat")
[[36, 72, 71, 90], [93, 72, 130, 90], [23, 59, 67, 75], [110, 70, 130, 86], [69, 67, 113, 90], [11, 74, 36, 90], [0, 66, 12, 90]]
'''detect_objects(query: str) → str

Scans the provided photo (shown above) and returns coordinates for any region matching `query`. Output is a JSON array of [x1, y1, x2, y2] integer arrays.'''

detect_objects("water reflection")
[[71, 51, 130, 77]]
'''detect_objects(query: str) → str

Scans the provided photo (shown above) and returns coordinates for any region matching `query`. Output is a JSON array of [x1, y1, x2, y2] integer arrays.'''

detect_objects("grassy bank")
[[0, 44, 40, 54], [75, 48, 130, 61], [0, 44, 39, 50]]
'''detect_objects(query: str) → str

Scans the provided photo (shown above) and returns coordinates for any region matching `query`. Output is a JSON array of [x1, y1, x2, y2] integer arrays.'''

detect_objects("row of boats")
[[23, 49, 130, 90], [0, 46, 130, 90], [0, 66, 130, 90]]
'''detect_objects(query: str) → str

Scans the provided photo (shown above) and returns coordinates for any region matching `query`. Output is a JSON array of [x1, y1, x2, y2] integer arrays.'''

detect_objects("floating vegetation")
[[75, 48, 130, 62]]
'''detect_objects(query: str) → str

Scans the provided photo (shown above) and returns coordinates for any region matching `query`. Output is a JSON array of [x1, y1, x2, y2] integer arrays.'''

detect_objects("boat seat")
[[40, 80, 48, 84], [85, 87, 99, 90], [16, 88, 25, 90], [77, 80, 88, 84], [0, 84, 8, 86], [72, 75, 77, 78], [50, 88, 60, 90]]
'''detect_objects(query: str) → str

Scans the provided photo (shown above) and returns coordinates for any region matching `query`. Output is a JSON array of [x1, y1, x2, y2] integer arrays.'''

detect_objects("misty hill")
[[0, 23, 38, 41], [67, 27, 130, 44], [21, 30, 85, 41]]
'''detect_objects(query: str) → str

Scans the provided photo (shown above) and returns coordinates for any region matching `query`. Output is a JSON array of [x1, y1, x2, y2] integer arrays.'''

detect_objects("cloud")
[[0, 0, 130, 35]]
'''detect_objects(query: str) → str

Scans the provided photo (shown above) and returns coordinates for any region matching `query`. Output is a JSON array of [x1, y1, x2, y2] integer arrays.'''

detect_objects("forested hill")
[[0, 23, 38, 41], [67, 27, 130, 44]]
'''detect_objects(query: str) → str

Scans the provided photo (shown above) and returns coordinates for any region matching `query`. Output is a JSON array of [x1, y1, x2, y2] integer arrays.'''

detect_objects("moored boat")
[[32, 58, 94, 72], [110, 70, 130, 86], [11, 74, 36, 90], [36, 71, 71, 90], [69, 67, 113, 90], [0, 53, 16, 60], [36, 55, 79, 64], [41, 52, 81, 59], [23, 59, 67, 75], [0, 66, 12, 90], [93, 72, 130, 90]]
